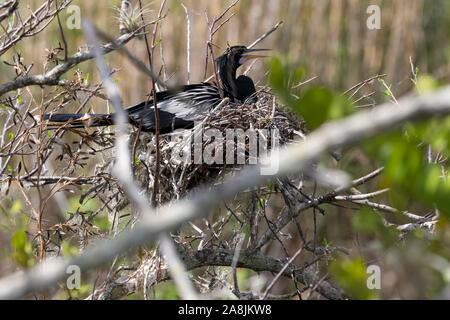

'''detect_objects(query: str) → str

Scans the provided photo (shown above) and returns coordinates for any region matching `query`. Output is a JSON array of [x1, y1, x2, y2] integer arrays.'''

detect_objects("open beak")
[[240, 48, 270, 64]]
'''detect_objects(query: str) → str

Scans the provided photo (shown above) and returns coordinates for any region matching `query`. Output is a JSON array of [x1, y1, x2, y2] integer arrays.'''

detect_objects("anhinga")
[[43, 46, 268, 134]]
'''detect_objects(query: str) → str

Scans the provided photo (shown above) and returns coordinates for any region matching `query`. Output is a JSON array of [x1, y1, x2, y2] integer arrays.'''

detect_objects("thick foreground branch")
[[184, 248, 343, 300], [88, 247, 343, 300], [0, 86, 449, 299]]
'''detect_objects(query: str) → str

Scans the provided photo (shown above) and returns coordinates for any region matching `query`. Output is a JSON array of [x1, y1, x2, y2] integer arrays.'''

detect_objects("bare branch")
[[181, 3, 191, 84], [261, 245, 303, 300], [0, 0, 73, 55], [0, 30, 143, 97], [247, 20, 283, 49], [0, 0, 18, 24]]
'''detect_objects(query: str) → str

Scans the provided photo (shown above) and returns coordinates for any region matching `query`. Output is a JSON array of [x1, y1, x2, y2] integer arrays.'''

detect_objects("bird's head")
[[218, 46, 270, 71], [216, 46, 269, 103]]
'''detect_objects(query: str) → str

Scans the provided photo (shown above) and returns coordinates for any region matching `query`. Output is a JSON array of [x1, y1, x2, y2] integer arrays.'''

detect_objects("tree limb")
[[0, 30, 142, 97]]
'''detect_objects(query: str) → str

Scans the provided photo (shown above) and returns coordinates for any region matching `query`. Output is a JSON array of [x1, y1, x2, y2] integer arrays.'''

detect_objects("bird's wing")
[[125, 83, 222, 133], [158, 83, 222, 120]]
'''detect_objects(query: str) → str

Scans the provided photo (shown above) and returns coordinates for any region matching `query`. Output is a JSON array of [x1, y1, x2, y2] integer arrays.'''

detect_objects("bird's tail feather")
[[42, 113, 114, 129]]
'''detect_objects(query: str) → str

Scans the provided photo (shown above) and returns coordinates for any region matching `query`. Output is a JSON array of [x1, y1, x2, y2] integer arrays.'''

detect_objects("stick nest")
[[28, 92, 306, 220], [129, 92, 307, 203]]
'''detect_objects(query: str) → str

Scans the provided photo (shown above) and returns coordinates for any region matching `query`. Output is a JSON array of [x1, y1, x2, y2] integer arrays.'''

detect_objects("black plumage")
[[43, 46, 267, 133]]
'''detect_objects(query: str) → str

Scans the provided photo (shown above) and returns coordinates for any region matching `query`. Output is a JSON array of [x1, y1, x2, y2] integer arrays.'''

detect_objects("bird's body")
[[43, 46, 267, 133], [125, 82, 222, 133]]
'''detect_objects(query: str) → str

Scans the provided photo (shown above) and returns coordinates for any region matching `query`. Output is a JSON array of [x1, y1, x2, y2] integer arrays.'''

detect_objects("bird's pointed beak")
[[245, 48, 271, 53], [239, 48, 270, 64]]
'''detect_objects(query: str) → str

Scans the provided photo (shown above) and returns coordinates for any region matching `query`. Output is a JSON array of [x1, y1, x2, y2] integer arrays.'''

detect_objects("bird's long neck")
[[218, 58, 239, 100]]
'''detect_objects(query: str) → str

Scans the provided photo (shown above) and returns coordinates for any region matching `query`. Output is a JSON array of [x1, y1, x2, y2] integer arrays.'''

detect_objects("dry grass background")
[[2, 0, 449, 108]]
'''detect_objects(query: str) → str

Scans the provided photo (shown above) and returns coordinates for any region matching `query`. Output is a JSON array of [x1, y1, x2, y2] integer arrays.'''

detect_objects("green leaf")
[[416, 74, 439, 94], [269, 56, 305, 107], [92, 214, 110, 233], [328, 94, 354, 120], [322, 238, 332, 246], [293, 87, 333, 130], [10, 200, 22, 215], [330, 257, 380, 300], [269, 56, 353, 131], [11, 230, 26, 251], [352, 208, 398, 246], [268, 57, 286, 95], [154, 281, 181, 300], [365, 128, 450, 216], [61, 241, 79, 258], [68, 196, 99, 213], [11, 230, 34, 268]]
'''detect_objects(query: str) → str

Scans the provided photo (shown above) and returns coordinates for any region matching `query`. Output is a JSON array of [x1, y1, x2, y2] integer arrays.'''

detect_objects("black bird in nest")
[[43, 46, 268, 134]]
